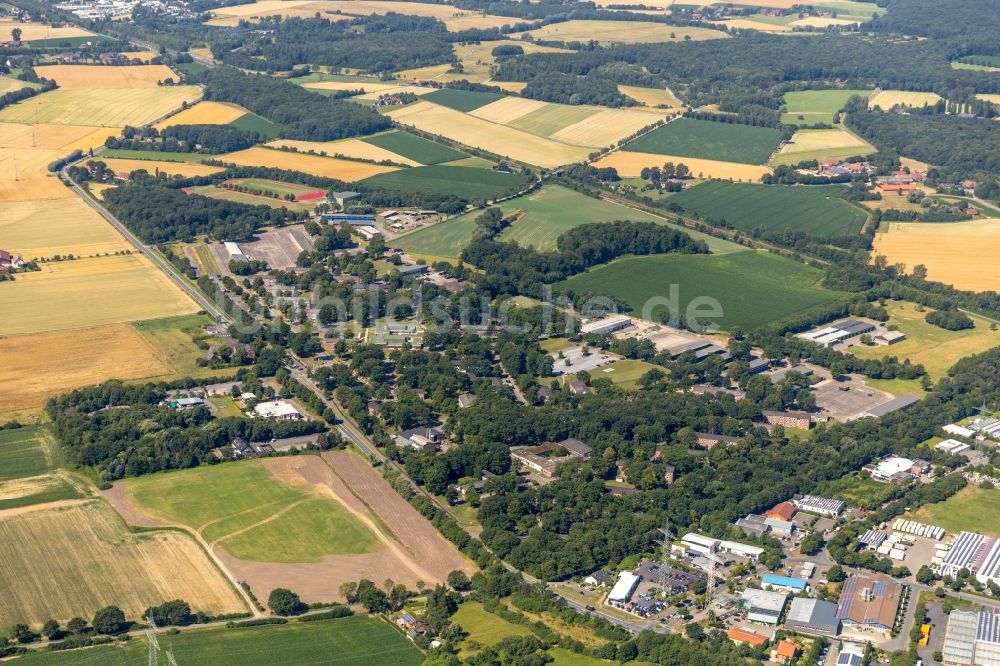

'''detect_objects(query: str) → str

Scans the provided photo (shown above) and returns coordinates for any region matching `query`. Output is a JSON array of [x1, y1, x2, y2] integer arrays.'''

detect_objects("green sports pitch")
[[556, 251, 839, 331], [622, 118, 784, 165], [362, 130, 468, 165], [669, 181, 868, 237], [15, 616, 423, 666]]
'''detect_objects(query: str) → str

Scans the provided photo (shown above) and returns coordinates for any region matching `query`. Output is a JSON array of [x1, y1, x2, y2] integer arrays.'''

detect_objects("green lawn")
[[125, 460, 382, 563], [423, 88, 506, 112], [133, 314, 237, 379], [363, 130, 468, 165], [0, 426, 57, 481], [781, 89, 871, 125], [850, 301, 1000, 379], [227, 178, 320, 198], [589, 359, 661, 390], [361, 164, 529, 199], [186, 185, 314, 212], [454, 601, 533, 657], [814, 473, 900, 510], [557, 251, 839, 331], [99, 149, 210, 162], [669, 181, 868, 237], [396, 185, 744, 258], [623, 118, 784, 164], [229, 112, 281, 138], [911, 486, 1000, 537], [16, 615, 422, 666]]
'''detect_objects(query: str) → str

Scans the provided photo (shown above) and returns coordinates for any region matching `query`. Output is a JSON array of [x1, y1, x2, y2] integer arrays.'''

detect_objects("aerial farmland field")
[[14, 616, 423, 666], [0, 20, 94, 42], [423, 87, 507, 112], [618, 84, 684, 108], [0, 499, 246, 627], [511, 19, 726, 44], [873, 219, 1000, 292], [387, 102, 594, 167], [593, 151, 771, 181], [154, 101, 249, 129], [362, 129, 469, 164], [0, 426, 59, 482], [92, 157, 224, 178], [361, 164, 529, 199], [781, 89, 871, 125], [0, 86, 201, 127], [623, 118, 784, 164], [557, 251, 838, 330], [0, 198, 131, 259], [868, 90, 942, 110], [33, 64, 179, 88], [217, 146, 398, 180], [266, 138, 421, 166], [0, 75, 38, 95], [772, 127, 875, 165], [668, 181, 869, 237], [0, 254, 198, 336]]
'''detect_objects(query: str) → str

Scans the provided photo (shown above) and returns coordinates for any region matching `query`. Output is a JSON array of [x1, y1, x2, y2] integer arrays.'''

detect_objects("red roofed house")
[[772, 640, 800, 664], [0, 250, 24, 270], [728, 627, 769, 648], [764, 501, 797, 522]]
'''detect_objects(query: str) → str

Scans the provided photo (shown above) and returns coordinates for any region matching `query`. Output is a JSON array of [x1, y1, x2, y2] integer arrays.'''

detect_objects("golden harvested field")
[[711, 18, 792, 32], [453, 41, 572, 78], [93, 157, 224, 178], [396, 63, 456, 82], [119, 50, 158, 62], [976, 94, 1000, 108], [154, 101, 248, 129], [0, 146, 61, 178], [594, 150, 772, 181], [0, 500, 245, 627], [387, 101, 591, 168], [470, 97, 549, 124], [0, 121, 113, 151], [0, 254, 198, 336], [218, 146, 399, 180], [206, 0, 468, 24], [0, 75, 36, 95], [0, 324, 172, 414], [1, 198, 130, 259], [302, 80, 398, 94], [34, 64, 179, 89], [869, 90, 942, 110], [442, 14, 523, 31], [618, 84, 684, 108], [873, 219, 1000, 292], [355, 84, 436, 100], [790, 16, 861, 27], [492, 81, 528, 93], [0, 21, 93, 41], [592, 0, 679, 6], [551, 107, 669, 147], [772, 127, 875, 164], [267, 138, 420, 166], [0, 176, 72, 203], [0, 86, 201, 127], [512, 20, 727, 44]]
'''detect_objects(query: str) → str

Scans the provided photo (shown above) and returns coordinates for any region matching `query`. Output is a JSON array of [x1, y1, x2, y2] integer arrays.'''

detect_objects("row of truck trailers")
[[890, 519, 946, 540]]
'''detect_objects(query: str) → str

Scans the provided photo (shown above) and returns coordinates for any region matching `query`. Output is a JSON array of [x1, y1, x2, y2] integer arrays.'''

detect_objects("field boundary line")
[[211, 498, 308, 545]]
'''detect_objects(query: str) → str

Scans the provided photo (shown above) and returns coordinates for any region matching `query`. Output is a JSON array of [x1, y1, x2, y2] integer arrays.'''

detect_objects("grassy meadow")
[[361, 164, 529, 199], [125, 460, 382, 563], [423, 87, 506, 112], [557, 251, 839, 330], [910, 485, 1000, 537], [669, 181, 868, 237], [781, 89, 871, 125], [0, 426, 59, 482], [363, 130, 468, 164]]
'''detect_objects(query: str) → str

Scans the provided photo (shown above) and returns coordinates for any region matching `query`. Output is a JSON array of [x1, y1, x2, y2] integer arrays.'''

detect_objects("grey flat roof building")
[[785, 597, 840, 637], [861, 394, 920, 418]]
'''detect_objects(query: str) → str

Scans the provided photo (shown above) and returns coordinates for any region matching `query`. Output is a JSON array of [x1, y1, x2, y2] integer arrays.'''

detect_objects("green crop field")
[[454, 602, 533, 657], [16, 616, 423, 666], [557, 251, 838, 330], [0, 426, 57, 482], [508, 104, 600, 137], [230, 112, 281, 138], [911, 486, 1000, 537], [623, 118, 784, 164], [186, 185, 314, 211], [396, 185, 745, 258], [99, 149, 210, 162], [125, 460, 382, 563], [588, 359, 662, 390], [363, 130, 468, 165], [133, 313, 239, 379], [361, 164, 528, 199], [423, 88, 506, 112], [226, 178, 318, 197], [781, 89, 871, 125], [669, 181, 868, 237]]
